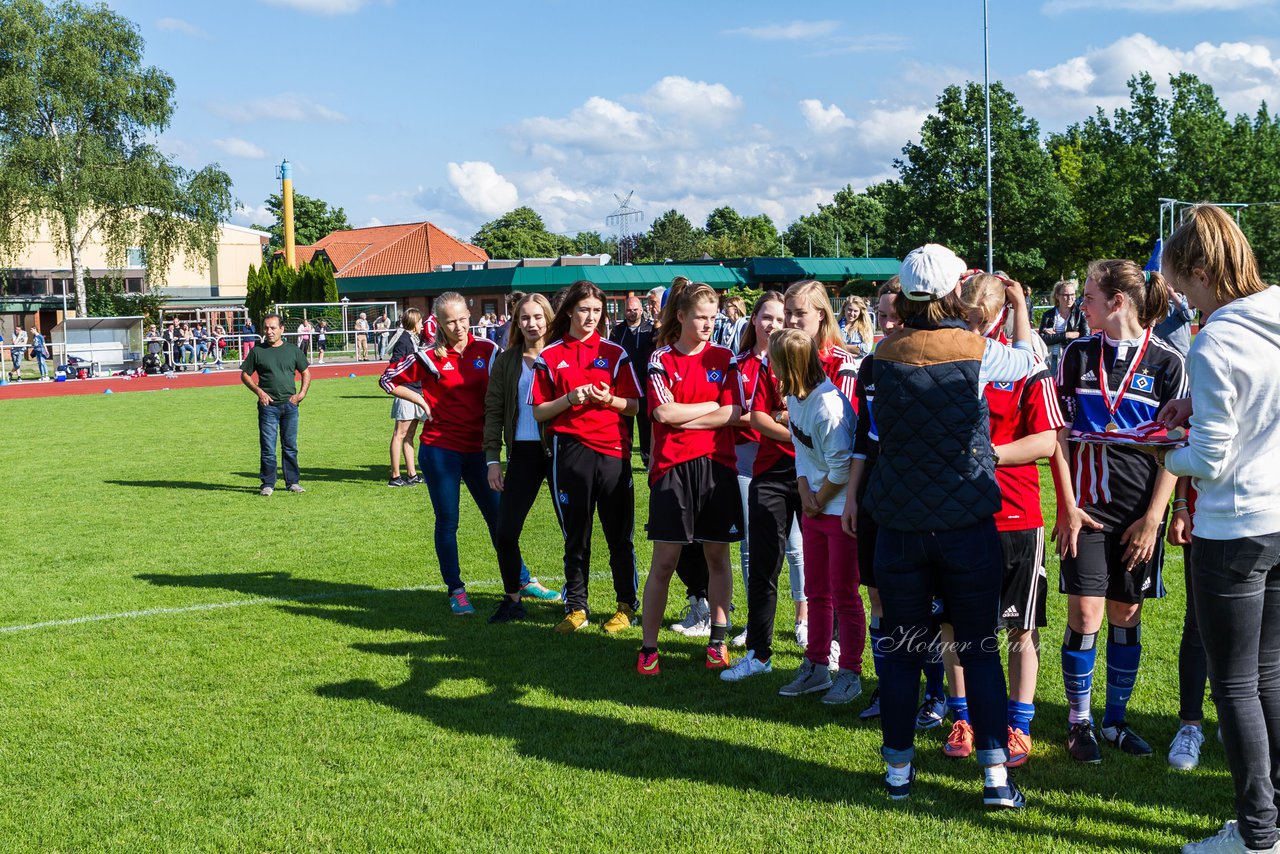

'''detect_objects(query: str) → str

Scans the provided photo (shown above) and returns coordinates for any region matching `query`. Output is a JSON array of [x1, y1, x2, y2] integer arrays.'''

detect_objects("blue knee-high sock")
[[1008, 700, 1035, 735], [868, 615, 886, 678], [1103, 624, 1142, 729], [1062, 627, 1098, 725], [947, 695, 969, 723]]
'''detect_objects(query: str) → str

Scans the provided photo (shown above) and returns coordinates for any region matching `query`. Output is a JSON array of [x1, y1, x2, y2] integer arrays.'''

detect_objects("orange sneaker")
[[706, 643, 731, 669], [636, 649, 661, 676], [943, 719, 974, 759], [1007, 726, 1032, 768]]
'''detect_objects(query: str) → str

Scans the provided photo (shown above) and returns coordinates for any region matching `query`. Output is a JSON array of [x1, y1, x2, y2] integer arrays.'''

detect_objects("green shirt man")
[[241, 314, 311, 495]]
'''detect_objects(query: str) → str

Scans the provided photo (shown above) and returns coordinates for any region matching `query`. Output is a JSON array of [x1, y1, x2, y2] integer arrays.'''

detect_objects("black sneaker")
[[488, 598, 528, 624], [1067, 721, 1102, 764], [1101, 721, 1153, 757], [859, 688, 882, 721], [409, 474, 424, 485], [387, 476, 408, 487], [884, 764, 915, 801], [983, 776, 1026, 809]]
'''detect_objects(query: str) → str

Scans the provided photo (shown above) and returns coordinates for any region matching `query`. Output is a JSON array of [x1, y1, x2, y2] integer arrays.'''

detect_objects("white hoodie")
[[1165, 286, 1280, 539]]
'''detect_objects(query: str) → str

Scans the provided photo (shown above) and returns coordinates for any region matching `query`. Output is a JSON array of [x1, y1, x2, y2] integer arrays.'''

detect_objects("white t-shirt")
[[786, 379, 855, 516], [515, 359, 539, 441]]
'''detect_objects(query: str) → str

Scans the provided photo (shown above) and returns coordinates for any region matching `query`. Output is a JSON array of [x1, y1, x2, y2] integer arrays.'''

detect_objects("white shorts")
[[391, 398, 426, 422]]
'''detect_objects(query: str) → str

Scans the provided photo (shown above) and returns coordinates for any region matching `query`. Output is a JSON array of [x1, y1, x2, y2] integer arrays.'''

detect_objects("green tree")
[[245, 263, 269, 328], [783, 186, 889, 258], [640, 209, 702, 262], [702, 208, 781, 257], [0, 0, 234, 316], [469, 207, 571, 259], [251, 191, 352, 252], [569, 231, 608, 255]]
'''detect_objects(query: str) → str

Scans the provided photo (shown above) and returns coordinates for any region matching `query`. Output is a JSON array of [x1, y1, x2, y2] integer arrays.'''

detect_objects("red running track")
[[0, 361, 387, 401]]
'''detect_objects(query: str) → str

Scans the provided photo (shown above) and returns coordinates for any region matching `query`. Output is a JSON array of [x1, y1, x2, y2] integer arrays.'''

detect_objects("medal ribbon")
[[1098, 328, 1152, 426]]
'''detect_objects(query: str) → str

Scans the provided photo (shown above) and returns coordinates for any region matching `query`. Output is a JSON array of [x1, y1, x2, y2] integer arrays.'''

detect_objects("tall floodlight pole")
[[984, 0, 994, 273]]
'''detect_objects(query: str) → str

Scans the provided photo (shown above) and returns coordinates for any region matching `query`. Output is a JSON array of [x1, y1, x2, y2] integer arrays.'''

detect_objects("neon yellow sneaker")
[[601, 603, 636, 634], [554, 610, 590, 634]]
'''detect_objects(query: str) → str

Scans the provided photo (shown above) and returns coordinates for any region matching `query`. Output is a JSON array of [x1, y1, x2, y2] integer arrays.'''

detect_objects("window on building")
[[126, 278, 144, 293], [16, 279, 33, 296], [31, 279, 48, 296], [481, 299, 497, 316], [4, 279, 19, 296], [126, 247, 144, 267]]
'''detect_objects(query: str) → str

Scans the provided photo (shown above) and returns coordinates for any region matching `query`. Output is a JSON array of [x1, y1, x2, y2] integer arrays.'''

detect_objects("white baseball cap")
[[900, 244, 967, 302]]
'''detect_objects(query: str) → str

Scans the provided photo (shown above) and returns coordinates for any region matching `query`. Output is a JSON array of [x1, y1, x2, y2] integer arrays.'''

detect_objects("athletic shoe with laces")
[[488, 598, 527, 624], [943, 719, 974, 758], [554, 610, 590, 633], [822, 670, 862, 705], [859, 688, 882, 720], [916, 694, 947, 729], [1169, 724, 1206, 771], [705, 643, 731, 669], [387, 476, 408, 487], [1101, 721, 1153, 757], [885, 764, 915, 801], [1067, 720, 1102, 764], [670, 596, 710, 636], [983, 776, 1027, 809], [409, 474, 424, 485], [636, 649, 661, 676], [519, 580, 561, 602], [720, 650, 772, 682], [601, 603, 636, 634], [794, 619, 809, 649], [286, 483, 305, 493], [1007, 726, 1032, 768], [730, 628, 748, 648], [259, 485, 274, 496], [778, 659, 833, 697], [448, 591, 475, 616], [1182, 819, 1280, 853]]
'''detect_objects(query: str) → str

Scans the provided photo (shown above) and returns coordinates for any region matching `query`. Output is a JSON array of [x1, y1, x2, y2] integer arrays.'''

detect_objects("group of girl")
[[377, 205, 1280, 850]]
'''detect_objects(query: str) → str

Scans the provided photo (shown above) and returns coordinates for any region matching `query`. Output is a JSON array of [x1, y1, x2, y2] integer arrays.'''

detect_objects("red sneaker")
[[706, 643, 731, 669], [1007, 726, 1032, 768], [636, 649, 661, 676], [943, 719, 974, 759]]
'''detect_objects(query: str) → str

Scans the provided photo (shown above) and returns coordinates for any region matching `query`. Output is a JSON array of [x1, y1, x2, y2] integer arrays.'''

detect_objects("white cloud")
[[725, 20, 840, 40], [213, 137, 268, 159], [800, 99, 857, 133], [156, 17, 204, 36], [233, 203, 274, 227], [1044, 0, 1272, 12], [362, 216, 384, 228], [446, 161, 519, 217], [641, 77, 742, 124], [259, 0, 379, 13], [517, 96, 670, 153], [1023, 33, 1280, 118], [209, 94, 348, 124]]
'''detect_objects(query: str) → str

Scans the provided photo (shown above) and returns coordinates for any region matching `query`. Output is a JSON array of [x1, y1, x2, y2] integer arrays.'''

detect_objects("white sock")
[[984, 765, 1008, 787], [886, 763, 911, 784]]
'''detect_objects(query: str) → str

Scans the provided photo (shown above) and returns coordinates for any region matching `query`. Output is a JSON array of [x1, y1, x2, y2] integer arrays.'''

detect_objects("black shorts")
[[1059, 525, 1167, 604], [998, 528, 1048, 630], [857, 507, 878, 589], [647, 458, 744, 544]]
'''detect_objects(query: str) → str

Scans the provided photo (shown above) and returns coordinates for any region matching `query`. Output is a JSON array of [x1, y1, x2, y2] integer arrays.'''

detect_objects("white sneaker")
[[794, 619, 809, 649], [1182, 819, 1280, 853], [730, 629, 748, 648], [670, 596, 711, 636], [1169, 724, 1206, 771], [720, 650, 772, 682]]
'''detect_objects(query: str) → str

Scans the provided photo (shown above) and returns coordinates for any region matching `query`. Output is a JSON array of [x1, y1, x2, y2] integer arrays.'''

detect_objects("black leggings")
[[676, 546, 708, 599], [496, 441, 552, 596], [745, 462, 802, 662]]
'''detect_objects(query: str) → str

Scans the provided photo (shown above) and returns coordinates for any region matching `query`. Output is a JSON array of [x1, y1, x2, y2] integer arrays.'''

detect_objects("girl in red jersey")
[[531, 280, 644, 635], [636, 281, 745, 675], [937, 272, 1066, 764], [380, 292, 515, 616]]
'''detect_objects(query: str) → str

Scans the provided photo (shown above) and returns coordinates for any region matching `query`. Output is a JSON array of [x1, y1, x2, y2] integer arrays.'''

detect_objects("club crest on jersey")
[[558, 491, 570, 505], [473, 358, 486, 370], [707, 369, 723, 382], [992, 381, 1014, 392], [592, 357, 609, 369], [1130, 374, 1154, 393]]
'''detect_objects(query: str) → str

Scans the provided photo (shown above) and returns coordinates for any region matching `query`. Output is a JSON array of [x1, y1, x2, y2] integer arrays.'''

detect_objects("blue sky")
[[104, 0, 1280, 240]]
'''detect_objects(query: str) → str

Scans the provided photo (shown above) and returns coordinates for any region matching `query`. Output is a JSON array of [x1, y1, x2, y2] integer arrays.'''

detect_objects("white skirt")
[[391, 397, 426, 422]]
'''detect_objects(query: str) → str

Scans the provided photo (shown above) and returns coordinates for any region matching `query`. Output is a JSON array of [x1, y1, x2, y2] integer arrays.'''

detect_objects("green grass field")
[[0, 377, 1229, 852]]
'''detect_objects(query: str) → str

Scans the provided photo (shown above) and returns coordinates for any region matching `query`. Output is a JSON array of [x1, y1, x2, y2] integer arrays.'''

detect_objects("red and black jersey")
[[379, 335, 498, 453], [735, 349, 765, 445], [647, 342, 744, 483], [985, 366, 1066, 531], [820, 345, 860, 413], [748, 345, 859, 476], [530, 331, 642, 458]]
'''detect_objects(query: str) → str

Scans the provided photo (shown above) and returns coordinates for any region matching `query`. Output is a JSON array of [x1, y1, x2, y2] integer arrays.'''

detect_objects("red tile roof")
[[286, 221, 487, 279]]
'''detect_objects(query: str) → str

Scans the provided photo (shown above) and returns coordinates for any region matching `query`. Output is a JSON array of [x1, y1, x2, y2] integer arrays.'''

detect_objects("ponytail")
[[657, 280, 718, 348], [1086, 259, 1169, 329]]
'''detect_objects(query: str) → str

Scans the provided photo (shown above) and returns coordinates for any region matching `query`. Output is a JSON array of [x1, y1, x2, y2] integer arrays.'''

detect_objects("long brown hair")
[[1163, 204, 1268, 305], [1087, 259, 1172, 328], [784, 279, 843, 353], [657, 280, 718, 348], [506, 292, 554, 353], [547, 280, 606, 343], [738, 291, 785, 355], [431, 292, 468, 358]]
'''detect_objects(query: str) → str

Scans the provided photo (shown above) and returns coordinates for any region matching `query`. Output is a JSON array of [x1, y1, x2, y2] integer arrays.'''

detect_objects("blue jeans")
[[257, 401, 299, 488], [876, 519, 1009, 766], [419, 444, 528, 594], [35, 353, 47, 378]]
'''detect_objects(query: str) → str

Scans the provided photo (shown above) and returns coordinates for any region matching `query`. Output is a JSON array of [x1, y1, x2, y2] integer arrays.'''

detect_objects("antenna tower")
[[606, 191, 644, 264]]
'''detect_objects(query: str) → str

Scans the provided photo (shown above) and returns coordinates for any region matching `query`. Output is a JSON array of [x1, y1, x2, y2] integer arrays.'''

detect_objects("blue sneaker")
[[916, 694, 947, 730], [519, 579, 562, 602], [983, 776, 1026, 809], [449, 590, 476, 616], [885, 764, 915, 801]]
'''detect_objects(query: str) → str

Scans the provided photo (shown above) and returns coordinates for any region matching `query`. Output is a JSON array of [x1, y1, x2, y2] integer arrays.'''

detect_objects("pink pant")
[[801, 512, 866, 672]]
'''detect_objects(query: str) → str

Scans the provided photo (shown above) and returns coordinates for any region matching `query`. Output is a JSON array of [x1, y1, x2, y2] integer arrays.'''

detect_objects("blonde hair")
[[431, 291, 469, 358], [657, 280, 719, 348], [959, 273, 1007, 329], [506, 292, 554, 353], [722, 295, 746, 320], [784, 279, 843, 353], [1163, 203, 1268, 304], [400, 307, 422, 332], [841, 295, 874, 343], [768, 328, 825, 400], [1051, 279, 1079, 305]]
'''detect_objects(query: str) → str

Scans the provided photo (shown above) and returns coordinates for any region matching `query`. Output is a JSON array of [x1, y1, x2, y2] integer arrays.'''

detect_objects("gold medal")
[[1106, 421, 1119, 433], [1098, 330, 1152, 435]]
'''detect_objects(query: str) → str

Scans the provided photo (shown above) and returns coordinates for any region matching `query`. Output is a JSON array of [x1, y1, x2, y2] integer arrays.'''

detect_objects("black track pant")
[[745, 462, 802, 662], [676, 546, 709, 600], [496, 441, 552, 596], [551, 435, 638, 613]]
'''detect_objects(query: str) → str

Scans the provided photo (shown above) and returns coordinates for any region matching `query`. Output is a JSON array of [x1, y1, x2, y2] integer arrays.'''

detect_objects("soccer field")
[[0, 376, 1227, 852]]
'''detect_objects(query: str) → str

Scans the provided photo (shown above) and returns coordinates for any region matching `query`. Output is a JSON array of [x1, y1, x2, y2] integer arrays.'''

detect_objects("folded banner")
[[1073, 421, 1188, 447]]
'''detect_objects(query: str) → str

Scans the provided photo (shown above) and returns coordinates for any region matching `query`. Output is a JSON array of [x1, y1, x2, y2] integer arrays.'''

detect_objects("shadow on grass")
[[228, 465, 386, 484], [135, 569, 1223, 850], [106, 479, 255, 493]]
